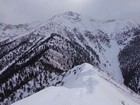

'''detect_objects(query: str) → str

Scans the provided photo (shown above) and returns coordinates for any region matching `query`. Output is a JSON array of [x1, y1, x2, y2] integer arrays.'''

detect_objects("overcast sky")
[[0, 0, 140, 24]]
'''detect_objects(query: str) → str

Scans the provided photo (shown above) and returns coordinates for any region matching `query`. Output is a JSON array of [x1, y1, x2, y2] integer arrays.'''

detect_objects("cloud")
[[0, 0, 140, 24], [89, 0, 140, 20]]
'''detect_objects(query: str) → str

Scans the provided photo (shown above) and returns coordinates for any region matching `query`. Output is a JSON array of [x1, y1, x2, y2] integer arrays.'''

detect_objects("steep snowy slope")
[[119, 35, 140, 94], [34, 11, 125, 82], [0, 11, 140, 104], [12, 63, 140, 105], [0, 33, 95, 105]]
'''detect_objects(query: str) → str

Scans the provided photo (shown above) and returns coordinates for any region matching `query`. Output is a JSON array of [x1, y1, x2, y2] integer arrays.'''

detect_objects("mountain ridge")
[[12, 63, 140, 105], [0, 11, 140, 104]]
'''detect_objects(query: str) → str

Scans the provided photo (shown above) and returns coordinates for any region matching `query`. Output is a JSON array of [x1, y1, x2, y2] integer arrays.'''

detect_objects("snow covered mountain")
[[0, 11, 140, 104], [12, 63, 140, 105]]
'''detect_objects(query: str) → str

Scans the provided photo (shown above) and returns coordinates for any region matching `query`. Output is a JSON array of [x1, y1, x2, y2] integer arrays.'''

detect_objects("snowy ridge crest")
[[12, 63, 140, 105]]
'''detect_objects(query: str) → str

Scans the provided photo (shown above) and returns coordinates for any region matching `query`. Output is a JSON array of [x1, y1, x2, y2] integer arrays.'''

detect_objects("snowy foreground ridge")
[[12, 63, 140, 105]]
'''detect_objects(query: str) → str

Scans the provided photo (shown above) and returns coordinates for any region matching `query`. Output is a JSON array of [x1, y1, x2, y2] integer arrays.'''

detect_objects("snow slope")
[[12, 63, 140, 105], [1, 12, 140, 104], [37, 11, 125, 82]]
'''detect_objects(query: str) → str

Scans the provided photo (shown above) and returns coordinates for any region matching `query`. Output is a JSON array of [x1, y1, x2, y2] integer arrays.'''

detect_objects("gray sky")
[[0, 0, 140, 24]]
